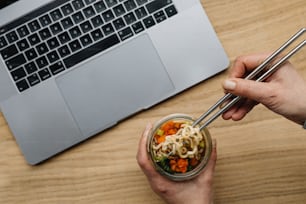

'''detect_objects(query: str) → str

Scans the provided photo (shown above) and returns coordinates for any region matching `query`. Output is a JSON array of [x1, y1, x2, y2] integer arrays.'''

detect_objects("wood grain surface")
[[0, 0, 306, 203]]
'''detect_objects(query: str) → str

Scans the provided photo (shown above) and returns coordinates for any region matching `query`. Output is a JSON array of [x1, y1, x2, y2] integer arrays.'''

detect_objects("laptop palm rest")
[[56, 34, 175, 137]]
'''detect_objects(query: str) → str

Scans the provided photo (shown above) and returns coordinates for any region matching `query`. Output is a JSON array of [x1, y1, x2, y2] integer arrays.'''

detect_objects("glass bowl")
[[147, 113, 212, 181]]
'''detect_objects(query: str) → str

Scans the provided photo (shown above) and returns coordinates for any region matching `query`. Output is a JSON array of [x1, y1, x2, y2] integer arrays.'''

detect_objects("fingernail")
[[223, 80, 236, 90]]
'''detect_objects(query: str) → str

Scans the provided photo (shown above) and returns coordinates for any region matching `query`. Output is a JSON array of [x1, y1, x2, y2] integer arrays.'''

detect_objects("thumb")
[[222, 79, 272, 103]]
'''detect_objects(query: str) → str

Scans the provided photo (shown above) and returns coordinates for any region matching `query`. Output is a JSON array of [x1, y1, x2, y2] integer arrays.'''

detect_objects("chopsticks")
[[193, 28, 306, 130]]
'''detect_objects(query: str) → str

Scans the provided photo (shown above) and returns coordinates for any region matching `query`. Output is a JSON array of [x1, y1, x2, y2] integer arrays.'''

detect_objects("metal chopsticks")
[[193, 28, 306, 130]]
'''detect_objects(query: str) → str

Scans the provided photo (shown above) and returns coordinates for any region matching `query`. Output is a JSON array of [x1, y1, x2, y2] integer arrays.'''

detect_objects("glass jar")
[[147, 113, 212, 181]]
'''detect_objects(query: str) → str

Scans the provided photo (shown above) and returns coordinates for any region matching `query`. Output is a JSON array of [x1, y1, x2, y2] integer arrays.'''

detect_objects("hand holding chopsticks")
[[193, 28, 306, 130]]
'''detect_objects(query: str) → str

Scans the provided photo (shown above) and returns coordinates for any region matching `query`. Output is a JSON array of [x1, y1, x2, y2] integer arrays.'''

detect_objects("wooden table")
[[1, 0, 306, 203]]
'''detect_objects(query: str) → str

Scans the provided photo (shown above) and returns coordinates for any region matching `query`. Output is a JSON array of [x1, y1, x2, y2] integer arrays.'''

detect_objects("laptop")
[[0, 0, 229, 165]]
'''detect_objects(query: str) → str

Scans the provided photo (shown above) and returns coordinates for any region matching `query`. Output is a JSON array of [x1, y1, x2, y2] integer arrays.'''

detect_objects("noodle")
[[152, 120, 205, 173]]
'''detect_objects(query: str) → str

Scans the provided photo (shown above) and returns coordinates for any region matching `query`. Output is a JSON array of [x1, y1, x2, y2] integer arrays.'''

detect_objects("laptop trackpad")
[[56, 34, 175, 136]]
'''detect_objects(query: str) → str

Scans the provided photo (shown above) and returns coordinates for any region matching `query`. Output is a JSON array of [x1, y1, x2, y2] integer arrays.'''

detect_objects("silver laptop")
[[0, 0, 229, 165]]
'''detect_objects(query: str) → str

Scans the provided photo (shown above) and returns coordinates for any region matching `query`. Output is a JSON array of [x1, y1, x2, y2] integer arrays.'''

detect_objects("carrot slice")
[[157, 135, 166, 144]]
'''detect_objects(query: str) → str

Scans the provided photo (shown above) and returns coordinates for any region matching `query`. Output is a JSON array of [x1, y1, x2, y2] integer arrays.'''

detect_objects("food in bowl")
[[147, 114, 212, 181]]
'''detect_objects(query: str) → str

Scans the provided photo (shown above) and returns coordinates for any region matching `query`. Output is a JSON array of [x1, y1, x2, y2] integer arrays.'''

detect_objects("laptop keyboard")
[[0, 0, 178, 92]]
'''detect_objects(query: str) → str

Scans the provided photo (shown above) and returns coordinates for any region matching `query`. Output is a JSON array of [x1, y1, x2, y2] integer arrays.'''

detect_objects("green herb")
[[156, 128, 164, 136], [187, 164, 193, 171], [158, 157, 172, 173]]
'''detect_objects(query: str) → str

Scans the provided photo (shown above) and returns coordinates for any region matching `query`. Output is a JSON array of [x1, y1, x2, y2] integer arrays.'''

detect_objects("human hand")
[[222, 53, 306, 125], [136, 123, 217, 204]]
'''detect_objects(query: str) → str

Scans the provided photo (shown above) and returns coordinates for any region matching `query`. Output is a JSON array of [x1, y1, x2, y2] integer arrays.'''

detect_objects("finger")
[[222, 78, 273, 104], [136, 123, 152, 171], [136, 123, 151, 165], [220, 96, 247, 120], [208, 138, 217, 172], [222, 104, 240, 120], [136, 123, 157, 176], [229, 53, 272, 78], [230, 99, 258, 121]]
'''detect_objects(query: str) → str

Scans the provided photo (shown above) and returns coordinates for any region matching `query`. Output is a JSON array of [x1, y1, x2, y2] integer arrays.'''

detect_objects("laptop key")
[[39, 28, 52, 40], [91, 15, 104, 27], [135, 0, 148, 6], [135, 6, 148, 19], [50, 22, 63, 35], [58, 32, 71, 44], [91, 29, 104, 41], [118, 27, 133, 41], [61, 17, 74, 29], [28, 20, 41, 32], [38, 68, 51, 81], [83, 6, 96, 18], [49, 61, 65, 75], [1, 44, 18, 59], [25, 62, 38, 74], [6, 53, 26, 70], [11, 67, 26, 81], [69, 26, 82, 39], [16, 79, 29, 92], [80, 34, 93, 46], [113, 4, 126, 17], [80, 21, 93, 33], [69, 39, 82, 52], [72, 0, 85, 11], [47, 51, 60, 63], [93, 1, 107, 13], [17, 25, 30, 38], [36, 42, 49, 55], [6, 30, 19, 43], [72, 11, 85, 24], [58, 45, 71, 58], [124, 12, 137, 25], [165, 5, 177, 18], [17, 39, 30, 51], [84, 0, 96, 5], [131, 21, 144, 34], [143, 16, 155, 28], [61, 3, 74, 16], [0, 36, 8, 48], [47, 37, 60, 50], [28, 33, 41, 46], [25, 48, 38, 61], [146, 0, 172, 14], [154, 10, 167, 23], [124, 0, 137, 11], [102, 9, 115, 22], [63, 34, 120, 68], [36, 56, 49, 69], [102, 23, 115, 35], [27, 73, 40, 86], [50, 9, 64, 21], [113, 17, 126, 30], [105, 0, 118, 8], [39, 14, 52, 27]]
